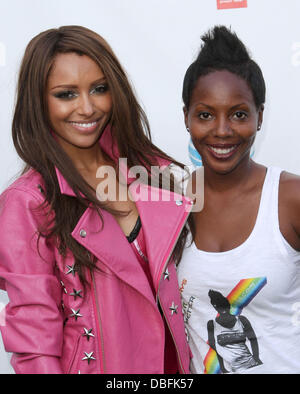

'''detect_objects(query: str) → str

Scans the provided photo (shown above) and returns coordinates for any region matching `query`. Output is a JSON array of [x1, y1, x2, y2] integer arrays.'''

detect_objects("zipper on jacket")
[[157, 297, 185, 373], [155, 206, 191, 289], [156, 209, 191, 374], [90, 271, 106, 374]]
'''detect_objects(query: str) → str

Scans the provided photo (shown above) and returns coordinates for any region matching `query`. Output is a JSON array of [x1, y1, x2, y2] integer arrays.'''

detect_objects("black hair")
[[208, 289, 231, 310], [182, 25, 266, 110]]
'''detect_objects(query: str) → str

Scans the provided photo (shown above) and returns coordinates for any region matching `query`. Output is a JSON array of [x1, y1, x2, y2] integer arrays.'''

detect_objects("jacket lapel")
[[71, 206, 156, 305], [131, 183, 192, 292]]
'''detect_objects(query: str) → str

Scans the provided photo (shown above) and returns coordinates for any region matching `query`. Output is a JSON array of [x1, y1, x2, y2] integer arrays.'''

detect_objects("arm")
[[239, 315, 262, 364], [0, 188, 64, 374], [279, 172, 300, 251]]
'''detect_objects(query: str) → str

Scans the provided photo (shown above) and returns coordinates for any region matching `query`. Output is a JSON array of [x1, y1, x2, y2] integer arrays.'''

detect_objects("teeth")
[[210, 146, 236, 154], [71, 122, 97, 128]]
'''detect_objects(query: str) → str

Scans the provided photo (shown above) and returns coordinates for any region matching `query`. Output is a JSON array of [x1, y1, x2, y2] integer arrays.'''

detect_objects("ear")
[[257, 104, 264, 130], [183, 106, 189, 129]]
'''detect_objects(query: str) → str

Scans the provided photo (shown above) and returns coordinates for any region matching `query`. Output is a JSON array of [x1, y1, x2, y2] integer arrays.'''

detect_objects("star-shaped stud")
[[66, 264, 76, 276], [70, 289, 83, 300], [83, 328, 95, 341], [82, 352, 96, 364], [70, 309, 83, 321], [163, 268, 170, 281], [169, 302, 178, 316]]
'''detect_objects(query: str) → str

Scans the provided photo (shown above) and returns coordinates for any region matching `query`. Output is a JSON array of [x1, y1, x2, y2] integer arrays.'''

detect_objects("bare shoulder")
[[279, 171, 300, 239], [280, 171, 300, 203]]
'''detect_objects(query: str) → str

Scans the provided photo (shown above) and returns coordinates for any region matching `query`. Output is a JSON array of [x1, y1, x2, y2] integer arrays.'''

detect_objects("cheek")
[[189, 123, 210, 140], [96, 94, 113, 113], [239, 121, 258, 139], [187, 113, 211, 137], [190, 135, 205, 156], [47, 97, 74, 124]]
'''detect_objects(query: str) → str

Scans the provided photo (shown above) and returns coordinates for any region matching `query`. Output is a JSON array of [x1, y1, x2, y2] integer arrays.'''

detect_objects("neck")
[[63, 141, 113, 173], [216, 313, 237, 328], [74, 146, 108, 172], [204, 158, 259, 194]]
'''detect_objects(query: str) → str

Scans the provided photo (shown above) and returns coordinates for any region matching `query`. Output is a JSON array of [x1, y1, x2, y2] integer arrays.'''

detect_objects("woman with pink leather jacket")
[[0, 26, 193, 374]]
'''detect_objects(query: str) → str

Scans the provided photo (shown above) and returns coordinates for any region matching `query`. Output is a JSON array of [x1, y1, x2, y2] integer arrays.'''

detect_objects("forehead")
[[190, 70, 255, 108], [47, 52, 104, 86]]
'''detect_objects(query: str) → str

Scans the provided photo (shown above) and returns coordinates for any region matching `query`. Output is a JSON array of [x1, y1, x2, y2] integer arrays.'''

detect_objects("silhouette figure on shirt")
[[207, 290, 262, 373]]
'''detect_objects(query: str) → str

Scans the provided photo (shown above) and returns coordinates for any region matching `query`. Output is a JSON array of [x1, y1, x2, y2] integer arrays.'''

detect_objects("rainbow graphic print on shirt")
[[204, 277, 267, 374]]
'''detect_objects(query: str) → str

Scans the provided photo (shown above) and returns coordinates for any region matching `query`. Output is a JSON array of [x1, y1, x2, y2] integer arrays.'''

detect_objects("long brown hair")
[[12, 25, 191, 283]]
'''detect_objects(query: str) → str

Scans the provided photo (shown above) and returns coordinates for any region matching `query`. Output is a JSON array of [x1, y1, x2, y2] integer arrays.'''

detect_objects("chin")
[[204, 151, 250, 175], [73, 137, 100, 149], [69, 130, 102, 145], [204, 160, 240, 175]]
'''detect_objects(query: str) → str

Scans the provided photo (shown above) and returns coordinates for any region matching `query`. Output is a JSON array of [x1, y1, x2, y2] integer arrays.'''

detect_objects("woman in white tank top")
[[178, 26, 300, 374]]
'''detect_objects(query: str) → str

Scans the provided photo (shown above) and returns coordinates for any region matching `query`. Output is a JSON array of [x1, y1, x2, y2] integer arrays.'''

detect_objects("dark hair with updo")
[[208, 290, 231, 310], [182, 25, 266, 110]]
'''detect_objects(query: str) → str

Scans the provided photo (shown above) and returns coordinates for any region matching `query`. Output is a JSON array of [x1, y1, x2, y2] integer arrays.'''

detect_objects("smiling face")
[[184, 70, 264, 175], [47, 52, 112, 157]]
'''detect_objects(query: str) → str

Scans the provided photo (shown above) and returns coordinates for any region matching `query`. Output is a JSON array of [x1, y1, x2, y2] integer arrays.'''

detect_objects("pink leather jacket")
[[0, 128, 193, 374]]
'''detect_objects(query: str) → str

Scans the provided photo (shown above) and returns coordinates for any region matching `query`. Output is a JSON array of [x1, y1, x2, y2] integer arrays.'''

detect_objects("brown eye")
[[233, 111, 247, 120], [53, 90, 78, 100], [198, 112, 212, 120], [91, 84, 109, 95]]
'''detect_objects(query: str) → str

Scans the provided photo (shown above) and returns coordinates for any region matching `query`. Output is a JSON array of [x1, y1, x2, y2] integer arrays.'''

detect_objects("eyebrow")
[[195, 102, 214, 110], [195, 102, 250, 110], [49, 77, 107, 91], [230, 103, 250, 110]]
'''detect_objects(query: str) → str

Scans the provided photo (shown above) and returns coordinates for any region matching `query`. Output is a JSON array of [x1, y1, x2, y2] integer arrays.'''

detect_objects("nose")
[[77, 93, 95, 117], [213, 115, 233, 138]]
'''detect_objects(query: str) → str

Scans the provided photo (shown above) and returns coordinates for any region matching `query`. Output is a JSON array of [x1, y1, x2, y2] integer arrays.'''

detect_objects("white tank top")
[[177, 167, 300, 374]]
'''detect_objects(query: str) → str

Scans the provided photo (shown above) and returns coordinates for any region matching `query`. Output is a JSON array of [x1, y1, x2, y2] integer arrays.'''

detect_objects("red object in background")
[[217, 0, 248, 10]]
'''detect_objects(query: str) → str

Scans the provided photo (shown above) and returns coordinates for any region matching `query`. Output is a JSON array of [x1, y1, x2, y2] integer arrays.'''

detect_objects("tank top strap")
[[254, 167, 282, 233]]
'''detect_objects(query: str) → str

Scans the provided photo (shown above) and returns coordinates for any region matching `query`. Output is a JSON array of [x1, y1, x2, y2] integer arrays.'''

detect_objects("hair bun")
[[199, 25, 250, 66]]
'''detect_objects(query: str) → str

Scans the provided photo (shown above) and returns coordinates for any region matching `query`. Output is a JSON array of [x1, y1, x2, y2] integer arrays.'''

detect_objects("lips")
[[68, 119, 100, 133], [207, 143, 240, 159]]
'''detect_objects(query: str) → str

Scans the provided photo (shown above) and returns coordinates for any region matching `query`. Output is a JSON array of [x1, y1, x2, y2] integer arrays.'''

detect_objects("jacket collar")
[[72, 183, 192, 303], [133, 183, 192, 292]]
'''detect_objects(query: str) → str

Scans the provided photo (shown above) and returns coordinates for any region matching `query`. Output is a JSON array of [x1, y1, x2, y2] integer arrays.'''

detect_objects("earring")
[[186, 127, 190, 133], [257, 124, 261, 130]]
